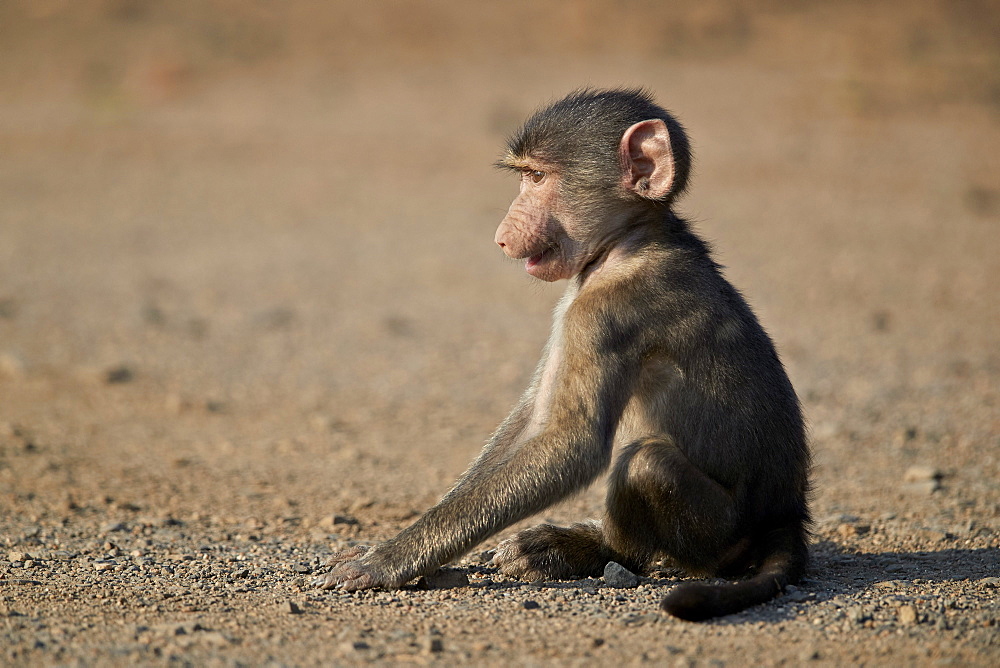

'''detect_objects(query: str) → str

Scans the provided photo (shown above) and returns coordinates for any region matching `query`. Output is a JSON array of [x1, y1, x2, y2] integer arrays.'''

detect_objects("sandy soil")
[[1, 1, 998, 665]]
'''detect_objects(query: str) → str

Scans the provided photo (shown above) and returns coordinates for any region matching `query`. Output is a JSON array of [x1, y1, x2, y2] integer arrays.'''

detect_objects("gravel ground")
[[2, 1, 998, 666]]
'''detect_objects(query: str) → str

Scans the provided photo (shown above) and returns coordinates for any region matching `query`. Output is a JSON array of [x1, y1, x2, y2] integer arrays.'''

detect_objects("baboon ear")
[[620, 119, 675, 199]]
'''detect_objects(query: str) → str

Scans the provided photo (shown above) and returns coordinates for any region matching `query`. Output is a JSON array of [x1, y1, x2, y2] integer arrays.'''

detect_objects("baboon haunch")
[[315, 88, 811, 621]]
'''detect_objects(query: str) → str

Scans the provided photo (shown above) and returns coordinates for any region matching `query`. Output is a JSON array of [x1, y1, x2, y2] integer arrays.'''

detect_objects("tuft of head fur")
[[498, 88, 692, 205]]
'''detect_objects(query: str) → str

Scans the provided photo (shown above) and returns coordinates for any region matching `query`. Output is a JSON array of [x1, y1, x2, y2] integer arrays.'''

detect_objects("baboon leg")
[[495, 437, 745, 581], [494, 521, 617, 580], [604, 438, 743, 574]]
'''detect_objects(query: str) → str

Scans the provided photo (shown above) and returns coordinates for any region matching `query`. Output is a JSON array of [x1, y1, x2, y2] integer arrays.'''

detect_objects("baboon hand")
[[312, 545, 390, 591]]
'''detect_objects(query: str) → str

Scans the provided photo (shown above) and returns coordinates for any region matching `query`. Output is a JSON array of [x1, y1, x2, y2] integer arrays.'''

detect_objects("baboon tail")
[[660, 569, 785, 621], [660, 545, 804, 622]]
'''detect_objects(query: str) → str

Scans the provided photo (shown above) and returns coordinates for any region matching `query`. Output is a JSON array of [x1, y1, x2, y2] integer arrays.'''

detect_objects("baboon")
[[315, 88, 811, 621]]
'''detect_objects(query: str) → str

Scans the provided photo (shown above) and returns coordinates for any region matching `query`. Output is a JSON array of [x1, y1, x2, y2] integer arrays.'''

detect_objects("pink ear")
[[620, 119, 675, 199]]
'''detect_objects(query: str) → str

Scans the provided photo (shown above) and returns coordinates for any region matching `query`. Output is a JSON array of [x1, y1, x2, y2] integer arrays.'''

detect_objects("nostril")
[[497, 241, 506, 248]]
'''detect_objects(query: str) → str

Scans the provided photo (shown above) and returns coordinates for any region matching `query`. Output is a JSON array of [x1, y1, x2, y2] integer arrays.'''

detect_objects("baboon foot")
[[493, 522, 611, 581]]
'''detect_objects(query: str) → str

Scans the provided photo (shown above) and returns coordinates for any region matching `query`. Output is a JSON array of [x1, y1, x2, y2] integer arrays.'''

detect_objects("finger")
[[324, 545, 368, 568], [338, 571, 376, 592], [312, 572, 340, 589], [313, 557, 366, 588]]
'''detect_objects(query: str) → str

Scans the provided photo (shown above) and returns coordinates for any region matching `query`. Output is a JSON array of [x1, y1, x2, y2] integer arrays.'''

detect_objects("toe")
[[324, 545, 368, 568]]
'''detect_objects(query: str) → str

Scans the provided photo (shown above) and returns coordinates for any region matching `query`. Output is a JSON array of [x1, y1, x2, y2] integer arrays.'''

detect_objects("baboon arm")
[[362, 324, 637, 584], [391, 429, 608, 569]]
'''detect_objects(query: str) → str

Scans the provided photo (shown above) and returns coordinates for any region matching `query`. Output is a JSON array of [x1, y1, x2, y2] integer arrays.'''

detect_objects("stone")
[[318, 515, 359, 530], [903, 466, 942, 493], [849, 606, 869, 624], [339, 640, 369, 653], [904, 480, 940, 495], [904, 465, 940, 483], [200, 631, 230, 647], [603, 561, 639, 588], [417, 568, 469, 589], [916, 527, 951, 542], [785, 589, 810, 603], [836, 523, 870, 538], [105, 365, 134, 384]]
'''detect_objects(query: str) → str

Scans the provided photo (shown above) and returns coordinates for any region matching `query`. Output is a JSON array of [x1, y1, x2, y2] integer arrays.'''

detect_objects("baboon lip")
[[526, 248, 552, 269]]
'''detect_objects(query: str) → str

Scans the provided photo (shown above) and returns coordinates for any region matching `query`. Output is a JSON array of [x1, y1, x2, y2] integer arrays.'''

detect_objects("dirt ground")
[[1, 1, 998, 665]]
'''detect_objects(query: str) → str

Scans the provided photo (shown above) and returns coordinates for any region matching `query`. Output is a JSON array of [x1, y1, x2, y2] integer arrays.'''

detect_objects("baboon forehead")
[[505, 88, 665, 162]]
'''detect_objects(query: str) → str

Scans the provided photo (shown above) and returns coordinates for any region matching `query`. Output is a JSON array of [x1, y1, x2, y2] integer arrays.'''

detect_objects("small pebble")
[[904, 480, 940, 495], [903, 466, 941, 493], [785, 589, 810, 603], [836, 523, 870, 538], [339, 640, 369, 653], [603, 561, 639, 588], [418, 568, 469, 589], [104, 365, 134, 384], [904, 465, 940, 483], [318, 515, 359, 530]]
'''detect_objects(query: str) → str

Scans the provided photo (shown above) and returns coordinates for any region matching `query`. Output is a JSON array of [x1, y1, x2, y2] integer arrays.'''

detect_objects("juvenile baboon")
[[315, 88, 811, 621]]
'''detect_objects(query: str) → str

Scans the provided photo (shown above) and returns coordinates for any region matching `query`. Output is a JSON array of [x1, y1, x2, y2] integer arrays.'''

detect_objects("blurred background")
[[1, 0, 998, 524]]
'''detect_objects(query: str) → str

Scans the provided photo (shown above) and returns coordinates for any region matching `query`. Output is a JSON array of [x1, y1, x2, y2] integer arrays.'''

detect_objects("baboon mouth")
[[526, 248, 553, 269]]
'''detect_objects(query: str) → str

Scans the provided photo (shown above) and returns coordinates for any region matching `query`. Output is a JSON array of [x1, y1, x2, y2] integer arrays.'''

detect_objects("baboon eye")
[[530, 170, 545, 184]]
